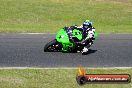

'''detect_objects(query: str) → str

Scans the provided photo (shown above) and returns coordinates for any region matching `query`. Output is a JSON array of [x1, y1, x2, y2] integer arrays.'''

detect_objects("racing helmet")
[[83, 20, 92, 30]]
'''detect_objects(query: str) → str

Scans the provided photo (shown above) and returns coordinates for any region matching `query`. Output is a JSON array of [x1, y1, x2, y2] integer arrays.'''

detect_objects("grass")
[[0, 0, 131, 33], [0, 68, 132, 88]]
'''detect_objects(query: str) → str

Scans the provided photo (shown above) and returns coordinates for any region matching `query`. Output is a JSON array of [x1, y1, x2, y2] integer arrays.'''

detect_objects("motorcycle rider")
[[65, 20, 96, 54], [79, 20, 96, 54]]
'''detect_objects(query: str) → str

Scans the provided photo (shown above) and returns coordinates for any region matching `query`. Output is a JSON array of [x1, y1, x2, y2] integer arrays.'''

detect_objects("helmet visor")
[[84, 25, 88, 29]]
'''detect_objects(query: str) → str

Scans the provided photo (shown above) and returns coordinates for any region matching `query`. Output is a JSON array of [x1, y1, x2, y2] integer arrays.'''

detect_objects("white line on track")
[[0, 33, 132, 35], [0, 67, 131, 69], [19, 33, 132, 35], [20, 33, 56, 35]]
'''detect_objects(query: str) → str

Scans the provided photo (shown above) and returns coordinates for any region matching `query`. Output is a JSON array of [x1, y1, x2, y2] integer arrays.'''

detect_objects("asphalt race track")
[[0, 33, 132, 67]]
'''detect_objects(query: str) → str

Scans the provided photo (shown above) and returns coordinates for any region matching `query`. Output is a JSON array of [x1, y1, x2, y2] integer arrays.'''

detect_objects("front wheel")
[[44, 39, 62, 52]]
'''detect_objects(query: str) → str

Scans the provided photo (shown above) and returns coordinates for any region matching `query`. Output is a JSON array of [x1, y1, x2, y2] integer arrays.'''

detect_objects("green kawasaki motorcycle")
[[44, 27, 97, 53]]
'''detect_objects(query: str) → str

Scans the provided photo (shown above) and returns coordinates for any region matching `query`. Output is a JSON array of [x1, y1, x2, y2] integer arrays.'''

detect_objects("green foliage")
[[0, 0, 131, 33], [0, 68, 132, 88]]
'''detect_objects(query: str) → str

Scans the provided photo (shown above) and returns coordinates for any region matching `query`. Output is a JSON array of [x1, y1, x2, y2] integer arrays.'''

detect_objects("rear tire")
[[44, 39, 61, 52]]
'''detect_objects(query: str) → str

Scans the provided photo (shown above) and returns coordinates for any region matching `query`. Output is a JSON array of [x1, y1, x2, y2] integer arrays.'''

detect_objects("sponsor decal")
[[76, 67, 131, 85]]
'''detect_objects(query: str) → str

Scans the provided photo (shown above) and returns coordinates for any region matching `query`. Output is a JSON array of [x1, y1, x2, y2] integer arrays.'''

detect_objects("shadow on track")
[[83, 49, 97, 55], [70, 49, 97, 55]]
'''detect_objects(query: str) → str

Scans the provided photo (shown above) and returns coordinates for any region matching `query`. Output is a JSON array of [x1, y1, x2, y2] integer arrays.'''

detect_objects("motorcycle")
[[44, 27, 97, 53]]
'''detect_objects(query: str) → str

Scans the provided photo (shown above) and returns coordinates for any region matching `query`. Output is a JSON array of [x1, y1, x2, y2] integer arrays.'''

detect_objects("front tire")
[[44, 39, 61, 52]]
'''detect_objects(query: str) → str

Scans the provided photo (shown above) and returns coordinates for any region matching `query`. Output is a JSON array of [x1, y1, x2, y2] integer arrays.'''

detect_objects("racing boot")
[[82, 47, 89, 55], [81, 43, 91, 55]]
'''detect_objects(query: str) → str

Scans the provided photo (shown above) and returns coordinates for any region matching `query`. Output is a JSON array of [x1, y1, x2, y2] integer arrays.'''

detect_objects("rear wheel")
[[44, 39, 62, 52]]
